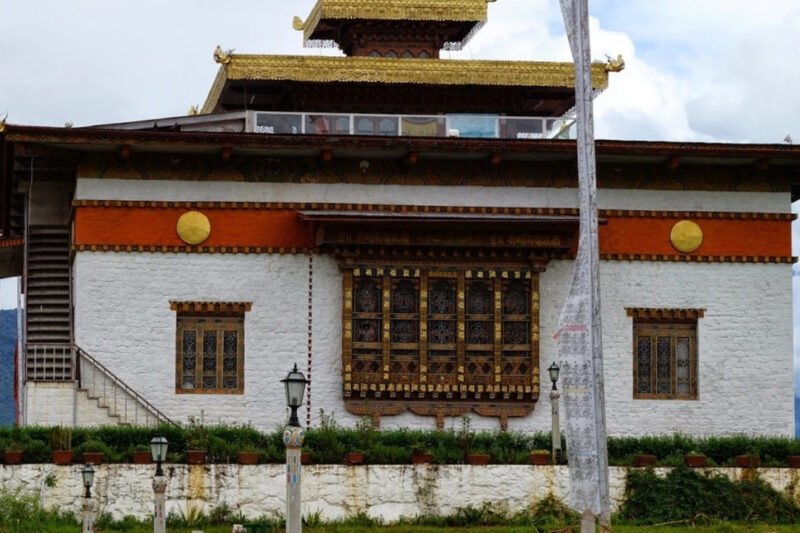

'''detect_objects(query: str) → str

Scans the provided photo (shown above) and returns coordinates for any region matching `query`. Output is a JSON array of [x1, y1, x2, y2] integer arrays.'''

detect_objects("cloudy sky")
[[1, 0, 799, 367]]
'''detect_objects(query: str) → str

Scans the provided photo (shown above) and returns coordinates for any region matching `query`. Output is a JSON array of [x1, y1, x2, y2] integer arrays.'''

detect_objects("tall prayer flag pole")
[[555, 0, 610, 528]]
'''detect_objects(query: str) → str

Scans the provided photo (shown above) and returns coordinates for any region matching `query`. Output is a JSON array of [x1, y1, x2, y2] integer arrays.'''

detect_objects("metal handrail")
[[76, 345, 175, 426]]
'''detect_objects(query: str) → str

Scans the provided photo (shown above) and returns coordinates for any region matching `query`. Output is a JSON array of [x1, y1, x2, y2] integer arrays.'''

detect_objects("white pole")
[[82, 498, 95, 533], [152, 476, 167, 533], [284, 426, 305, 533], [550, 387, 561, 463], [16, 275, 24, 425]]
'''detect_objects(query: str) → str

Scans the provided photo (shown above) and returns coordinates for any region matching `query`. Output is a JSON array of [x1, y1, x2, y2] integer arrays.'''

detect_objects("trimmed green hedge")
[[1, 421, 798, 465]]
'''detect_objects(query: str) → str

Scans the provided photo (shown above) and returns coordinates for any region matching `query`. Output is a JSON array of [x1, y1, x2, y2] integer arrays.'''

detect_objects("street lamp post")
[[548, 362, 561, 464], [281, 363, 309, 533], [150, 436, 169, 533], [81, 465, 95, 533]]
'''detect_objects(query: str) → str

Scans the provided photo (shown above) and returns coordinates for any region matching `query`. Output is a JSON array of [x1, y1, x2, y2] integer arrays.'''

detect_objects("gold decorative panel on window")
[[343, 268, 540, 421], [172, 301, 250, 394], [628, 308, 702, 400]]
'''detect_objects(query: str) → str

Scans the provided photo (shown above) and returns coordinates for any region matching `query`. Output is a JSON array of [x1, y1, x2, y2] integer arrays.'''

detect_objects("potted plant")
[[529, 449, 551, 465], [346, 416, 374, 465], [466, 446, 490, 465], [49, 427, 73, 465], [410, 442, 433, 464], [684, 451, 706, 468], [345, 449, 365, 465], [238, 444, 260, 465], [185, 423, 209, 464], [131, 444, 152, 465], [735, 450, 761, 468], [301, 446, 312, 465], [79, 439, 106, 464], [186, 438, 208, 464], [3, 441, 23, 465], [633, 452, 658, 467], [457, 416, 483, 465]]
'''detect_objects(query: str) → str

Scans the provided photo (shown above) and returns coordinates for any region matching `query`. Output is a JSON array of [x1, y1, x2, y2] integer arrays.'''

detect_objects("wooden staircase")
[[25, 225, 73, 381]]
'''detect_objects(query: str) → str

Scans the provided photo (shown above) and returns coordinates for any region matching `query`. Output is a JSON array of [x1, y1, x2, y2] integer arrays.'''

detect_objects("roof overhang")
[[201, 55, 611, 115], [294, 0, 494, 48], [298, 210, 579, 251], [5, 125, 800, 166]]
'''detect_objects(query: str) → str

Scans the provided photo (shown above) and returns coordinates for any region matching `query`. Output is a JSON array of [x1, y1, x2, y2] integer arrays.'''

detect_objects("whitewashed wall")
[[75, 179, 789, 213], [64, 179, 794, 435], [2, 464, 799, 522]]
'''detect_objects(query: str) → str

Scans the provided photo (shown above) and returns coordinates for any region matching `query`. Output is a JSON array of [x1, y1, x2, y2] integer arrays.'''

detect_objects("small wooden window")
[[630, 309, 700, 400], [172, 301, 250, 394]]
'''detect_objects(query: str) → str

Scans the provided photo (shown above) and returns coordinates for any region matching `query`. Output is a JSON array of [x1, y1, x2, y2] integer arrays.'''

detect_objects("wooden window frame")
[[629, 308, 701, 400], [344, 268, 539, 401], [172, 301, 250, 395]]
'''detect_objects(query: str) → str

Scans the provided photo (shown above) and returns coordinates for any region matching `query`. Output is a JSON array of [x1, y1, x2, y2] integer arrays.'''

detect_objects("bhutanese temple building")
[[0, 0, 798, 435]]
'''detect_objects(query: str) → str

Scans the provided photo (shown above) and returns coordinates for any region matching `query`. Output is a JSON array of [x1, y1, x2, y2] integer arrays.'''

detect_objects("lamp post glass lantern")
[[281, 363, 309, 427], [548, 362, 560, 390], [81, 464, 96, 533], [150, 436, 168, 477], [81, 464, 95, 498]]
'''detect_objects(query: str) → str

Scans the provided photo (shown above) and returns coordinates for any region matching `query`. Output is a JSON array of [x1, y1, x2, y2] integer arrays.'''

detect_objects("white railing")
[[248, 111, 575, 140], [76, 347, 174, 426]]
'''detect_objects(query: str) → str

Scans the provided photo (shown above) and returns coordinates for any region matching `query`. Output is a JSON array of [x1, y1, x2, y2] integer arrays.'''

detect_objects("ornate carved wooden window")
[[344, 268, 540, 421], [171, 301, 250, 394], [628, 308, 702, 400]]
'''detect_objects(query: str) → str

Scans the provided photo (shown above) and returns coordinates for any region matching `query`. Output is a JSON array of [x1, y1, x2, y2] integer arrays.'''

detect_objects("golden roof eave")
[[201, 55, 611, 114], [294, 0, 494, 43]]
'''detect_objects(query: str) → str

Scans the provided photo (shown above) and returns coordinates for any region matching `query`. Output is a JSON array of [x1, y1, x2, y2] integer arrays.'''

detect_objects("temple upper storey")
[[292, 0, 497, 58]]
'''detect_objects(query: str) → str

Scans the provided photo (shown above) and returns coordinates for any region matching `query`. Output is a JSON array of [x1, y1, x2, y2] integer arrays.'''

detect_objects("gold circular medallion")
[[176, 211, 211, 245], [670, 220, 703, 253]]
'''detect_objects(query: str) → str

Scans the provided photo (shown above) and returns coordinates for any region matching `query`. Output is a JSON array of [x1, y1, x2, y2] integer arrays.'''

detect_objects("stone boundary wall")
[[2, 465, 799, 522]]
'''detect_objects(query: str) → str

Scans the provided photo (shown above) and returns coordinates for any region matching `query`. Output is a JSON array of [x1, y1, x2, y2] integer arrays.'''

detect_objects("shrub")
[[619, 466, 800, 524]]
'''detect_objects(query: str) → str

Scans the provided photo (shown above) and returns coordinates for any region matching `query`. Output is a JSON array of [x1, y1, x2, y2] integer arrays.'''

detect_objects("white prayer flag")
[[555, 0, 610, 519]]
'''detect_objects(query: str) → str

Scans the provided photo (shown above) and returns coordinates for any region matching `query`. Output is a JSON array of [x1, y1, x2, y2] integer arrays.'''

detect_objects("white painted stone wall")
[[64, 178, 794, 435], [75, 178, 789, 213], [1, 464, 799, 522], [70, 251, 793, 436], [73, 253, 309, 429], [25, 383, 74, 427]]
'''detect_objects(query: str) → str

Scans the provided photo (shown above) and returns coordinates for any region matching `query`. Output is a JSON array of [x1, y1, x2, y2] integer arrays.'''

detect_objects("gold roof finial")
[[604, 54, 625, 73], [0, 113, 6, 133], [188, 105, 199, 116], [293, 16, 306, 31], [214, 45, 233, 65]]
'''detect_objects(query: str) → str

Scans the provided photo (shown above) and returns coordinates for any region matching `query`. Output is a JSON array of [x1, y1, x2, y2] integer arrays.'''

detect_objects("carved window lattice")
[[633, 320, 698, 400], [176, 314, 245, 394], [344, 269, 539, 401]]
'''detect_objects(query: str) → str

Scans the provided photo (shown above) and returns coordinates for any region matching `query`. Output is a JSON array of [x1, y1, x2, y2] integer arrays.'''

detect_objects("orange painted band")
[[73, 206, 792, 259], [74, 207, 314, 249], [598, 216, 790, 258]]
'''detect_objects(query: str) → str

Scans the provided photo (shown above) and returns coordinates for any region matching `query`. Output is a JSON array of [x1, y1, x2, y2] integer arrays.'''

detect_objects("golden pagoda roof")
[[294, 0, 495, 44], [201, 55, 611, 114]]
